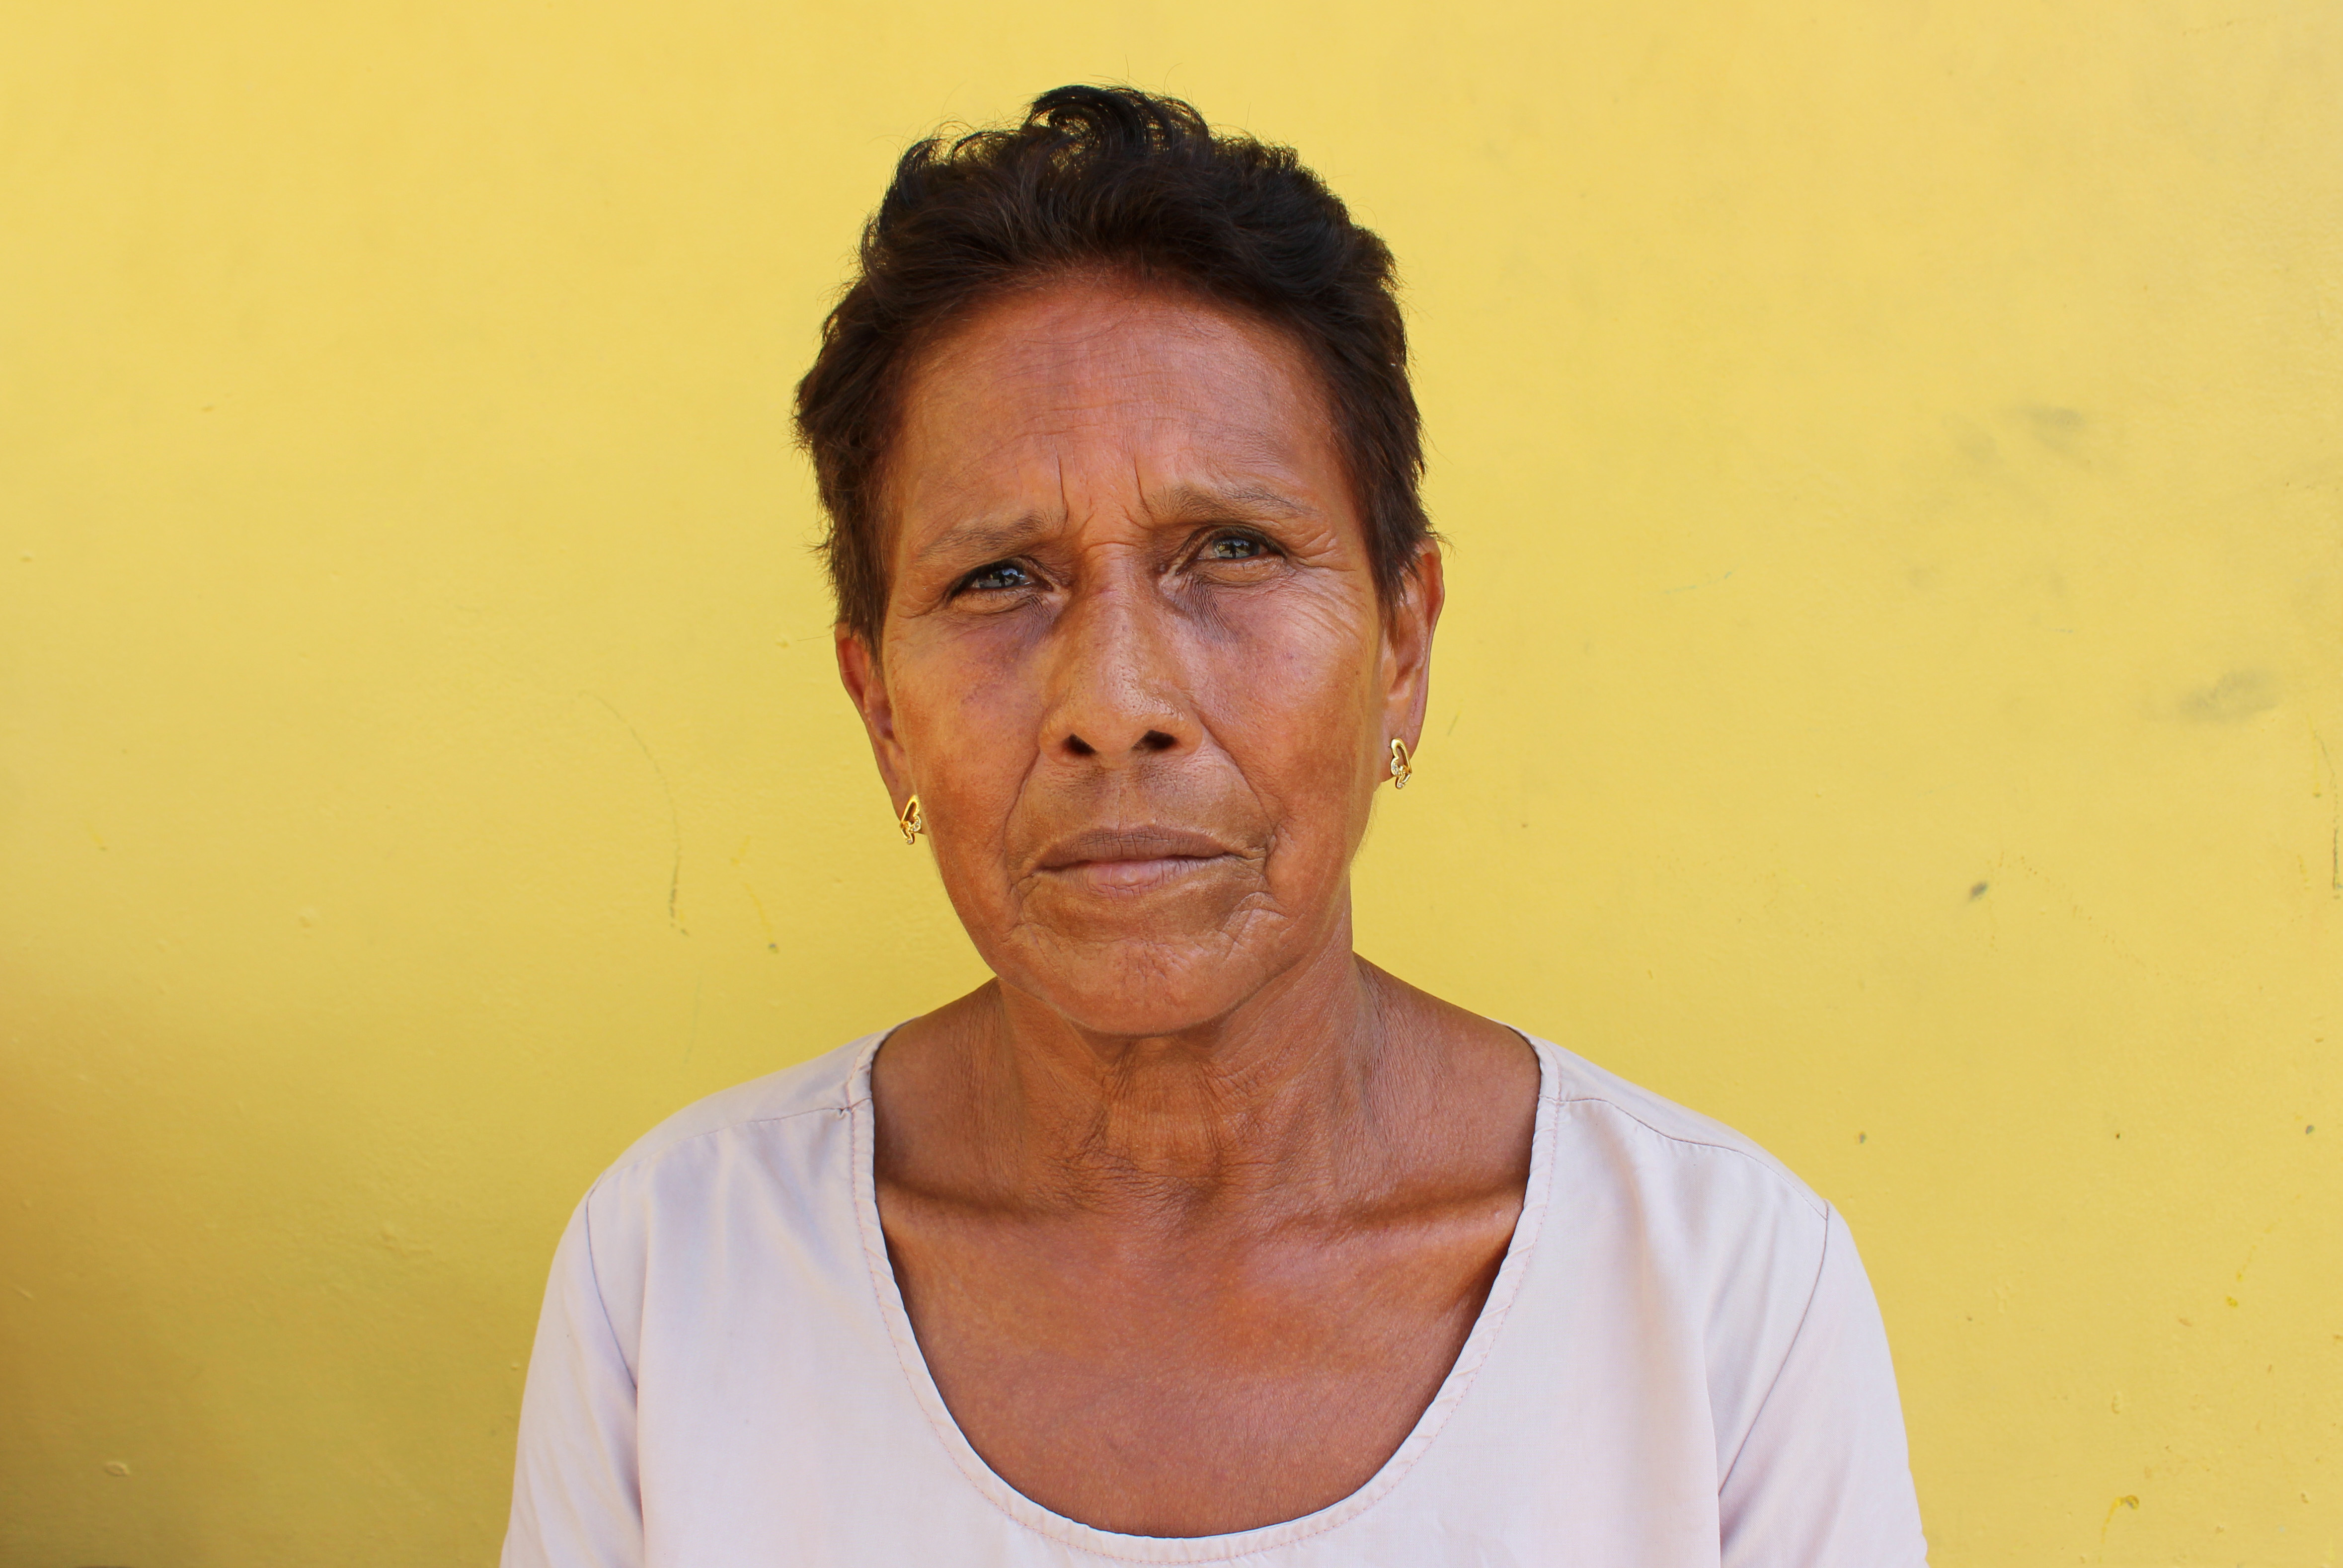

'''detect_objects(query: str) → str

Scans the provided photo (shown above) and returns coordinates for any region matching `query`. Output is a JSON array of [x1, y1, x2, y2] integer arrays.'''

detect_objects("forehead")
[[885, 278, 1347, 528]]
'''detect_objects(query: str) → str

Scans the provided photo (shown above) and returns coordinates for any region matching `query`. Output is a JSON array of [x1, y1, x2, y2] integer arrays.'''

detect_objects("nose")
[[1043, 577, 1197, 767]]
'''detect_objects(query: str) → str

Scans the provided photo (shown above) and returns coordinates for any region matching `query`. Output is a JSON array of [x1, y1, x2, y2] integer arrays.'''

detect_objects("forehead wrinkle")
[[888, 287, 1348, 576], [917, 330, 1313, 487], [892, 420, 1074, 568], [908, 424, 1313, 554]]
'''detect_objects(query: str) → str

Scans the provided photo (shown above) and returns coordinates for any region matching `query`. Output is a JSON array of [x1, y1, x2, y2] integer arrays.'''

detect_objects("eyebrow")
[[1149, 481, 1319, 522], [909, 481, 1321, 569], [909, 515, 1054, 569]]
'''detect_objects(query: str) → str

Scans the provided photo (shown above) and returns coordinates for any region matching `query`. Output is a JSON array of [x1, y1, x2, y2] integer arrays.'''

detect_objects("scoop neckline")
[[846, 1025, 1562, 1565]]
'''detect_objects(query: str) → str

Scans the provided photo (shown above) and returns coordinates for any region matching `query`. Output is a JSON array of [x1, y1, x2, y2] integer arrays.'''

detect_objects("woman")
[[504, 86, 1928, 1566]]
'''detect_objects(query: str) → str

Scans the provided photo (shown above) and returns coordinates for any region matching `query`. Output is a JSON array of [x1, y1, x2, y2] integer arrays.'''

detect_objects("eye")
[[1197, 531, 1279, 563], [954, 559, 1034, 595]]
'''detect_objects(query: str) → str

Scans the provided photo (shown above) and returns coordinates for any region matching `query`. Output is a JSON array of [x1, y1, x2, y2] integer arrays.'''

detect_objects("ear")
[[1379, 543, 1445, 764], [835, 624, 915, 812]]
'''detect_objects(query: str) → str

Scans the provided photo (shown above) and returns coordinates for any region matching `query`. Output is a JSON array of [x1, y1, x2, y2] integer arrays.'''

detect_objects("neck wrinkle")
[[969, 936, 1401, 1223]]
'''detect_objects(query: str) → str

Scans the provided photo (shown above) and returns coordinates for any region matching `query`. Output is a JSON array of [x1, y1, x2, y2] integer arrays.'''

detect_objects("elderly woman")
[[503, 87, 1928, 1567]]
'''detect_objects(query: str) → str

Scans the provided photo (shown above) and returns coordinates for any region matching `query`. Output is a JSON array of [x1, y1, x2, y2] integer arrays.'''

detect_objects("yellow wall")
[[3, 2, 2336, 1562]]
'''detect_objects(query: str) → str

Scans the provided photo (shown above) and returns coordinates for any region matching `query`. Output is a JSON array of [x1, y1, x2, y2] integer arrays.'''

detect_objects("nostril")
[[1065, 733, 1098, 758], [1139, 730, 1176, 753]]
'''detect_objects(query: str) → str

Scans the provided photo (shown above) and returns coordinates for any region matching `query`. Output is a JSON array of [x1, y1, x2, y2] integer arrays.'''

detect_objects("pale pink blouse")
[[504, 1028, 1929, 1566]]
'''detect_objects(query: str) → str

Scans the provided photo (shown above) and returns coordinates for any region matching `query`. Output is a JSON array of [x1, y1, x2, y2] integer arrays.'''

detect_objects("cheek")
[[1201, 595, 1383, 794], [886, 623, 1048, 790]]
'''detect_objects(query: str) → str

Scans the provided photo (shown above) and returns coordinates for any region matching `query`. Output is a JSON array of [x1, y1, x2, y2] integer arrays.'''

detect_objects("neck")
[[905, 910, 1411, 1224]]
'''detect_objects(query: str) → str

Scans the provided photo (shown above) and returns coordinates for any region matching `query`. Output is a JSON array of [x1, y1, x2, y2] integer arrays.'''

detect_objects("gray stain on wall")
[[2180, 669, 2278, 723]]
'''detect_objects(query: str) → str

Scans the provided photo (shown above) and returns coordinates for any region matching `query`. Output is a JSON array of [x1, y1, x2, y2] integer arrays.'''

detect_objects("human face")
[[837, 278, 1440, 1039]]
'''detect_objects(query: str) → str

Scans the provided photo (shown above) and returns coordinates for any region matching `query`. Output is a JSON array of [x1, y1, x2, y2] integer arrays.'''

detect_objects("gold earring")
[[896, 794, 925, 844], [1388, 738, 1414, 789]]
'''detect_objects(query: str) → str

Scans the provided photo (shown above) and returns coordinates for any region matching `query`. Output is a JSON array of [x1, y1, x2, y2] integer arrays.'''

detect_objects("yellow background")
[[3, 2, 2337, 1562]]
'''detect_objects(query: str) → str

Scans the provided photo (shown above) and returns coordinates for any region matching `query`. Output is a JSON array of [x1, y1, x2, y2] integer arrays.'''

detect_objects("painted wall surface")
[[2, 2, 2337, 1563]]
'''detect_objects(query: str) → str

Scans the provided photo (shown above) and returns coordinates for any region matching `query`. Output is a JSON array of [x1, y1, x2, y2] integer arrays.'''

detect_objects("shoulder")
[[1526, 1031, 1826, 1220], [590, 1029, 883, 1190], [1517, 1030, 1836, 1313], [1514, 1033, 1862, 1404], [552, 1030, 889, 1365]]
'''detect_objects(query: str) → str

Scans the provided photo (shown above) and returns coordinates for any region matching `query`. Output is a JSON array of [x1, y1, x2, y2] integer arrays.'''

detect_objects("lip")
[[1034, 825, 1239, 889]]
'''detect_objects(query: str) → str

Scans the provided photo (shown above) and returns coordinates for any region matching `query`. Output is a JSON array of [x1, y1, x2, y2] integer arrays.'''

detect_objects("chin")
[[998, 934, 1279, 1041]]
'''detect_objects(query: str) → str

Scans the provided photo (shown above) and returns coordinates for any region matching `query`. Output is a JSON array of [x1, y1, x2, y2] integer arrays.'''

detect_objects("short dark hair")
[[794, 84, 1432, 649]]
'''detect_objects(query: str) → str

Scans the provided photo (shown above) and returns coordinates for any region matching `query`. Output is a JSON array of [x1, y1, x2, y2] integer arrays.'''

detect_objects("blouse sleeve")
[[1718, 1205, 1930, 1567], [501, 1198, 645, 1568]]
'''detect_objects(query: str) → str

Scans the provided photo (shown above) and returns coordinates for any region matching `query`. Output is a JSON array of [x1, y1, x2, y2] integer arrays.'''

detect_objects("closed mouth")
[[1034, 826, 1239, 888]]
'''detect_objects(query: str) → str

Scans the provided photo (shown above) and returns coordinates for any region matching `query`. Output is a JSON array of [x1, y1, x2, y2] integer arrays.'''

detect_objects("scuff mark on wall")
[[585, 692, 688, 934], [2315, 726, 2341, 898], [734, 837, 780, 951], [2002, 852, 2152, 971]]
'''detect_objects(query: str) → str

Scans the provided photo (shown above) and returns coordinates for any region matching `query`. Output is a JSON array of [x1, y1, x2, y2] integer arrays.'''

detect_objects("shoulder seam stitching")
[[600, 1101, 852, 1175], [1716, 1202, 1838, 1493], [576, 1201, 641, 1391], [1549, 1092, 1828, 1220]]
